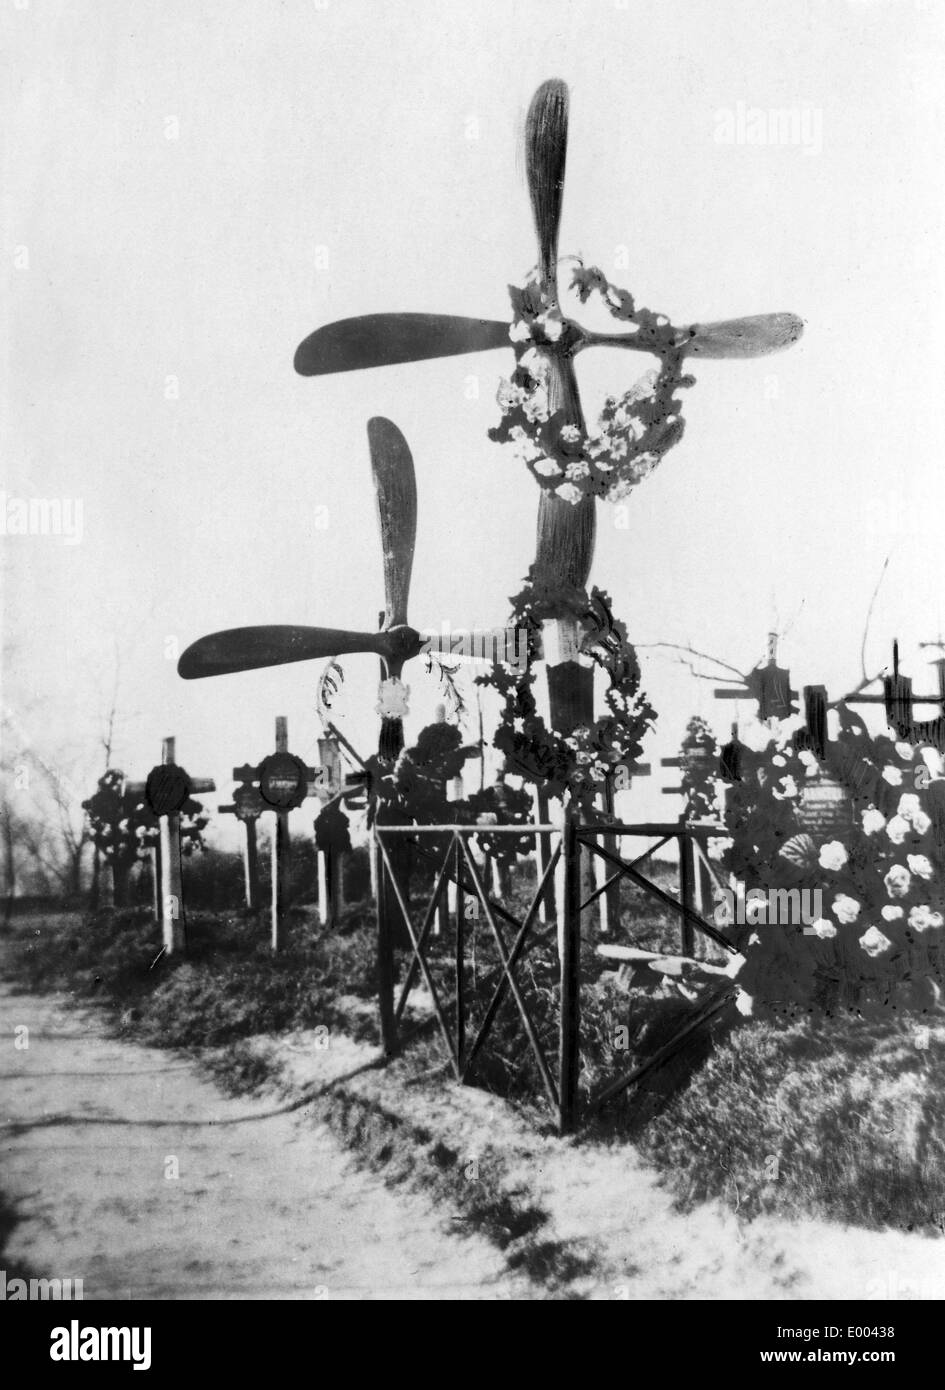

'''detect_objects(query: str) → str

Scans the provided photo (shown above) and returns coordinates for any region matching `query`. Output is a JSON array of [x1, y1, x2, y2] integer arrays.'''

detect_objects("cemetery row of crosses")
[[78, 78, 944, 1123]]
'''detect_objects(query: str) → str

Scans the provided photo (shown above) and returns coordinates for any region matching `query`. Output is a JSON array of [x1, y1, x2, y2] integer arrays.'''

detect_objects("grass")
[[7, 869, 945, 1235], [6, 905, 380, 1050], [640, 1011, 945, 1232]]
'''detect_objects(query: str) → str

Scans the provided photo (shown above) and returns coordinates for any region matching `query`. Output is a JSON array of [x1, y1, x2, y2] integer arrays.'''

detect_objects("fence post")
[[243, 818, 260, 911], [454, 833, 465, 1072], [559, 804, 582, 1134], [374, 828, 396, 1057], [679, 829, 695, 956], [534, 784, 556, 925]]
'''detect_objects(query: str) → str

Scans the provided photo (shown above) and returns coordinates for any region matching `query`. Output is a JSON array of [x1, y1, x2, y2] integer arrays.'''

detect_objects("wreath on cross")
[[475, 571, 656, 800], [488, 262, 694, 503]]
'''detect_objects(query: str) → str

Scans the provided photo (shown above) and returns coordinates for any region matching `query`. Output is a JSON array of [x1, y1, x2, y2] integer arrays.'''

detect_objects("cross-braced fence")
[[372, 812, 739, 1133]]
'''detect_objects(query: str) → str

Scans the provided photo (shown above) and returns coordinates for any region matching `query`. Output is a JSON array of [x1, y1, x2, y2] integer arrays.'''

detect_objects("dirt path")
[[0, 983, 527, 1300]]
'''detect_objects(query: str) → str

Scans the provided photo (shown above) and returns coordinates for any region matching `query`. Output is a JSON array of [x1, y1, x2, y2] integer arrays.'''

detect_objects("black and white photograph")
[[2, 0, 944, 1339]]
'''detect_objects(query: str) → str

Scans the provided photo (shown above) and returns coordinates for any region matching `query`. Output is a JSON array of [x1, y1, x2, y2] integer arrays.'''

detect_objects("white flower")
[[564, 460, 590, 481], [897, 793, 922, 822], [881, 765, 903, 786], [509, 318, 532, 343], [734, 988, 754, 1017], [519, 346, 551, 381], [533, 456, 563, 477], [909, 905, 944, 933], [895, 742, 915, 761], [881, 905, 904, 922], [861, 806, 886, 835], [884, 864, 912, 898], [912, 810, 932, 836], [554, 482, 583, 505], [559, 424, 582, 446], [832, 893, 861, 925], [523, 387, 550, 423], [535, 310, 564, 342], [818, 840, 848, 872], [798, 750, 819, 776], [624, 452, 660, 484], [859, 925, 893, 958], [626, 369, 659, 402], [590, 760, 609, 782], [497, 378, 526, 412], [606, 477, 636, 504], [773, 775, 799, 800], [508, 424, 543, 462], [607, 435, 629, 461], [376, 677, 410, 720], [907, 854, 934, 880], [772, 754, 786, 767], [886, 815, 910, 845], [810, 918, 837, 940]]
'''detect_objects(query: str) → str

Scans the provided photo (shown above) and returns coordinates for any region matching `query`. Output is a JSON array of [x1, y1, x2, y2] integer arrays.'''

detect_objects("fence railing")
[[372, 811, 737, 1133]]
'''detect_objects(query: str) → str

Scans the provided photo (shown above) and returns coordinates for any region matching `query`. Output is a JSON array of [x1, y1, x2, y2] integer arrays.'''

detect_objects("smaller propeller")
[[177, 419, 516, 763]]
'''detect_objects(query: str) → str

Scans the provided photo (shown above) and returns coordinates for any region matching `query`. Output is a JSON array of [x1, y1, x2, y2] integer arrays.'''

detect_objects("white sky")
[[4, 0, 945, 846]]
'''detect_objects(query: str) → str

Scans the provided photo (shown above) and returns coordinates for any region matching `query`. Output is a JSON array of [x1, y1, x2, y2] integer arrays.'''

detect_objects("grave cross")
[[291, 79, 804, 753], [125, 737, 215, 956], [232, 716, 319, 952], [218, 783, 265, 912]]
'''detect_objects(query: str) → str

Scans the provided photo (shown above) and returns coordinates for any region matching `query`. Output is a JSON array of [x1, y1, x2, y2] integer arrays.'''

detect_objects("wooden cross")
[[126, 737, 215, 956], [217, 782, 265, 912], [838, 640, 945, 747], [714, 632, 798, 724], [232, 716, 318, 952]]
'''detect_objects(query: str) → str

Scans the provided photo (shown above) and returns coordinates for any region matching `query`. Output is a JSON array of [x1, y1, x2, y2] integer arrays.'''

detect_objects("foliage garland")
[[474, 571, 656, 801], [488, 262, 694, 503]]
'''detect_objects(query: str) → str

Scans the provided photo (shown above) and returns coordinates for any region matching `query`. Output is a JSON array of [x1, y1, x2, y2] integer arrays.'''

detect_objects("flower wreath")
[[722, 706, 945, 1017], [475, 571, 656, 801], [488, 262, 695, 504]]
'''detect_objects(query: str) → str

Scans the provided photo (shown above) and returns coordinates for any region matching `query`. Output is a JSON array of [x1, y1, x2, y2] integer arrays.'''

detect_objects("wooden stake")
[[270, 716, 291, 952], [150, 842, 161, 926], [159, 737, 185, 955], [317, 849, 329, 927], [243, 818, 260, 910], [559, 803, 582, 1134], [533, 783, 555, 926]]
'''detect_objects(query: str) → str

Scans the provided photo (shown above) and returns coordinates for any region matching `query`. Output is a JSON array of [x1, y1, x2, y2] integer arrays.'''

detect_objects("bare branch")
[[860, 554, 890, 684], [637, 641, 746, 681]]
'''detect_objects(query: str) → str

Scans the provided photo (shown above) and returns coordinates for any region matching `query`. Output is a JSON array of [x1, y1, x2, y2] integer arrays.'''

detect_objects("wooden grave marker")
[[126, 736, 215, 955], [233, 716, 318, 952]]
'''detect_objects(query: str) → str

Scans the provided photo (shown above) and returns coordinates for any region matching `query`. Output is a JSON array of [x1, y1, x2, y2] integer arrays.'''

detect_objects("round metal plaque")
[[145, 763, 191, 817], [258, 752, 308, 810]]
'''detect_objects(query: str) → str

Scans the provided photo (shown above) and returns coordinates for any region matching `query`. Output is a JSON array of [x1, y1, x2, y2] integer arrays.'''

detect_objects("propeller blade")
[[525, 78, 569, 302], [534, 351, 595, 595], [682, 312, 804, 359], [368, 417, 417, 631], [178, 625, 385, 679], [293, 313, 510, 376]]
